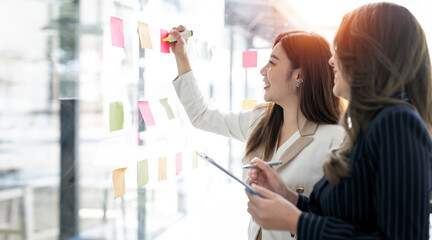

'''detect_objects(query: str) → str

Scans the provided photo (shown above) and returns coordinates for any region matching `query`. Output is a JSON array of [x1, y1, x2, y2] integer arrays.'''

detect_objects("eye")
[[269, 60, 275, 65]]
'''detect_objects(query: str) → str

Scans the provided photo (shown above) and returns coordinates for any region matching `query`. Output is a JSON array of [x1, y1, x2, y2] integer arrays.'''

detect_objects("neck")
[[275, 102, 305, 149], [280, 102, 304, 128]]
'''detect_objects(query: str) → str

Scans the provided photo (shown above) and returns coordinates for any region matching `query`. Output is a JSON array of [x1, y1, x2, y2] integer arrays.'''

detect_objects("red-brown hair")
[[244, 31, 343, 162]]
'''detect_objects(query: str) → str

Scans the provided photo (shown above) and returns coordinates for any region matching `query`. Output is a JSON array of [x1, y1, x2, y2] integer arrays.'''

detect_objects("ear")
[[294, 68, 303, 80]]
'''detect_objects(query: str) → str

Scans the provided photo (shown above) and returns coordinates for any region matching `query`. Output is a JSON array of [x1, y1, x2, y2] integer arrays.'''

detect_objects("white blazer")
[[173, 71, 345, 240]]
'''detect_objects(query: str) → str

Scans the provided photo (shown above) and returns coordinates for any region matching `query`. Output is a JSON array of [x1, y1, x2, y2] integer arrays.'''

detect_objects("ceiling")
[[225, 0, 306, 46]]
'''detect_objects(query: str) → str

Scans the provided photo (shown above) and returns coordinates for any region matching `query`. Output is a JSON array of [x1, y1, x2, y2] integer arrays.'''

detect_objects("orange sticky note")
[[158, 157, 167, 181], [113, 168, 127, 199], [242, 99, 257, 111], [137, 159, 149, 188], [138, 22, 153, 49], [175, 152, 182, 175], [110, 17, 125, 48], [242, 51, 257, 68], [138, 101, 155, 126], [160, 29, 170, 53]]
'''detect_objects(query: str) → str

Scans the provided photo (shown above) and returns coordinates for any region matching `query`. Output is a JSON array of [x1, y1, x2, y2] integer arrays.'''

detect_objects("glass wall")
[[0, 0, 267, 239], [1, 0, 431, 240]]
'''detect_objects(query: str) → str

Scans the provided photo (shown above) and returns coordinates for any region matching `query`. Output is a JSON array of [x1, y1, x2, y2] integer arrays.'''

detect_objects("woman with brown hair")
[[169, 26, 344, 239], [246, 2, 432, 239]]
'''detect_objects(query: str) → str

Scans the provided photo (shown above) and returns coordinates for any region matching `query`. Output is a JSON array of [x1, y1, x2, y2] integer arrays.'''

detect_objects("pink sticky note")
[[242, 51, 257, 68], [175, 152, 182, 175], [110, 17, 125, 48], [160, 29, 170, 53], [138, 101, 155, 126]]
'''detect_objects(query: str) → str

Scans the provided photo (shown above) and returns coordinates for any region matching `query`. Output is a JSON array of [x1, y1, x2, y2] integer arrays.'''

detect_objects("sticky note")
[[110, 102, 124, 132], [242, 99, 257, 111], [175, 152, 182, 175], [138, 106, 146, 132], [138, 101, 155, 126], [113, 168, 127, 199], [137, 159, 149, 188], [160, 29, 170, 53], [158, 157, 167, 181], [159, 98, 175, 120], [138, 22, 153, 49], [110, 16, 125, 48], [192, 150, 198, 169], [242, 51, 258, 68]]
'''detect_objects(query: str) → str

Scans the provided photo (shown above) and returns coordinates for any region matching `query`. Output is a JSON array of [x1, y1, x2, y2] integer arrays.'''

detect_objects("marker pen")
[[162, 30, 193, 42], [241, 161, 283, 169]]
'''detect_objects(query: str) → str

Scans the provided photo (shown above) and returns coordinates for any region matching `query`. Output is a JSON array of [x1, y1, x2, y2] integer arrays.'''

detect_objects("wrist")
[[281, 187, 298, 205], [175, 53, 188, 61], [175, 55, 192, 77], [288, 209, 301, 234]]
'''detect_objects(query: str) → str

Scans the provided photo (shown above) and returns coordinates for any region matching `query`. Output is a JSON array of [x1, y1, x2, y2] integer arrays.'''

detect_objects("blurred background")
[[0, 0, 431, 239]]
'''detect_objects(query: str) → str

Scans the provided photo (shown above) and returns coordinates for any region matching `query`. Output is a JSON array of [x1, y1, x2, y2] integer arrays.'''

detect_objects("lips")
[[263, 82, 270, 89]]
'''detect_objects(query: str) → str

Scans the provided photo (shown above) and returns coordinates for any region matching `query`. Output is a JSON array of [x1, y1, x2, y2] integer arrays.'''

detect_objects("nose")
[[328, 56, 334, 67], [260, 63, 268, 76]]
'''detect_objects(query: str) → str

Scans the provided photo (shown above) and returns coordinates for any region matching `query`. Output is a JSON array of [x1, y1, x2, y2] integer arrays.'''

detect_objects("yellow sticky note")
[[242, 99, 257, 111], [158, 157, 167, 181], [113, 167, 127, 199], [138, 22, 153, 49], [159, 98, 175, 120], [110, 102, 124, 132], [137, 159, 149, 188], [192, 150, 198, 169]]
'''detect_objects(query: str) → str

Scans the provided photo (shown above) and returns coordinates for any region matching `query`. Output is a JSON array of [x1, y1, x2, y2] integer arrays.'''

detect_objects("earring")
[[295, 81, 301, 88]]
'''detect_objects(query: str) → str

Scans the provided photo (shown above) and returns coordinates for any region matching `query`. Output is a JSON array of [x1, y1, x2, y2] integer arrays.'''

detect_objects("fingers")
[[251, 184, 276, 199], [171, 25, 186, 33], [170, 30, 182, 41]]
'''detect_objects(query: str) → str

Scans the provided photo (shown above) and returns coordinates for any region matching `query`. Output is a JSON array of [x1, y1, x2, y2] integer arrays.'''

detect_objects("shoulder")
[[315, 124, 345, 138], [245, 103, 267, 129], [314, 124, 345, 148], [368, 104, 426, 133], [364, 105, 432, 148]]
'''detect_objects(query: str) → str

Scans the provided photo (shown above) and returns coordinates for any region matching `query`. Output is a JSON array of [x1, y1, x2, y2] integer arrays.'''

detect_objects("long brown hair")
[[244, 31, 343, 162], [323, 2, 432, 184]]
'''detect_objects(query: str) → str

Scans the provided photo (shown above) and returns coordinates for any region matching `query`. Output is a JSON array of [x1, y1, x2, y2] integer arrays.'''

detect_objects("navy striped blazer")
[[296, 104, 432, 239]]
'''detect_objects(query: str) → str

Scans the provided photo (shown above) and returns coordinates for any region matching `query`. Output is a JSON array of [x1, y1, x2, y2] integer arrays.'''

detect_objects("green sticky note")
[[110, 102, 124, 132], [159, 98, 175, 120], [137, 159, 149, 188], [192, 150, 198, 169]]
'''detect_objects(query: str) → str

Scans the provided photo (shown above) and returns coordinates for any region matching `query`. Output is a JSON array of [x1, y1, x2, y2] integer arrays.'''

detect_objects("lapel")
[[273, 120, 318, 172]]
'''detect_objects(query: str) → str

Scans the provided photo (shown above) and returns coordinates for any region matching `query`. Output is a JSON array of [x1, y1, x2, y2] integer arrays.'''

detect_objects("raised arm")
[[169, 25, 264, 142], [169, 25, 191, 77]]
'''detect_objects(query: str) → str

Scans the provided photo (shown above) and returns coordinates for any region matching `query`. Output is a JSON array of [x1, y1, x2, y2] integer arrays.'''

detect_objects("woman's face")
[[260, 43, 300, 106], [329, 54, 351, 100]]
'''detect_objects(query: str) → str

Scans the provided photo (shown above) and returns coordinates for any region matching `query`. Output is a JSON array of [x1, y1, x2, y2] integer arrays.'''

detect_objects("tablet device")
[[196, 152, 263, 198]]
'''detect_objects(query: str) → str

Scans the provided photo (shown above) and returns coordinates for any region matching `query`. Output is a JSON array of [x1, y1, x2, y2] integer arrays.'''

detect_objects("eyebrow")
[[270, 54, 280, 60]]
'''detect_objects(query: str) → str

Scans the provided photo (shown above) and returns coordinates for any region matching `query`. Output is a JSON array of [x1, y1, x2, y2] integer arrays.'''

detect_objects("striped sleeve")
[[296, 108, 431, 240], [296, 194, 310, 211]]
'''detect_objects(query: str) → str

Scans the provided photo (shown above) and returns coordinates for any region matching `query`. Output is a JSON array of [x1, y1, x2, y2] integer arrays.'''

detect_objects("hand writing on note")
[[169, 25, 187, 56], [247, 157, 289, 199]]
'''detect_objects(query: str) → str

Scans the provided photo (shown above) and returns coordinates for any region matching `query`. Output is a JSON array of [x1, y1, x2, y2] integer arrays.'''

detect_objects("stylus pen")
[[241, 160, 283, 169]]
